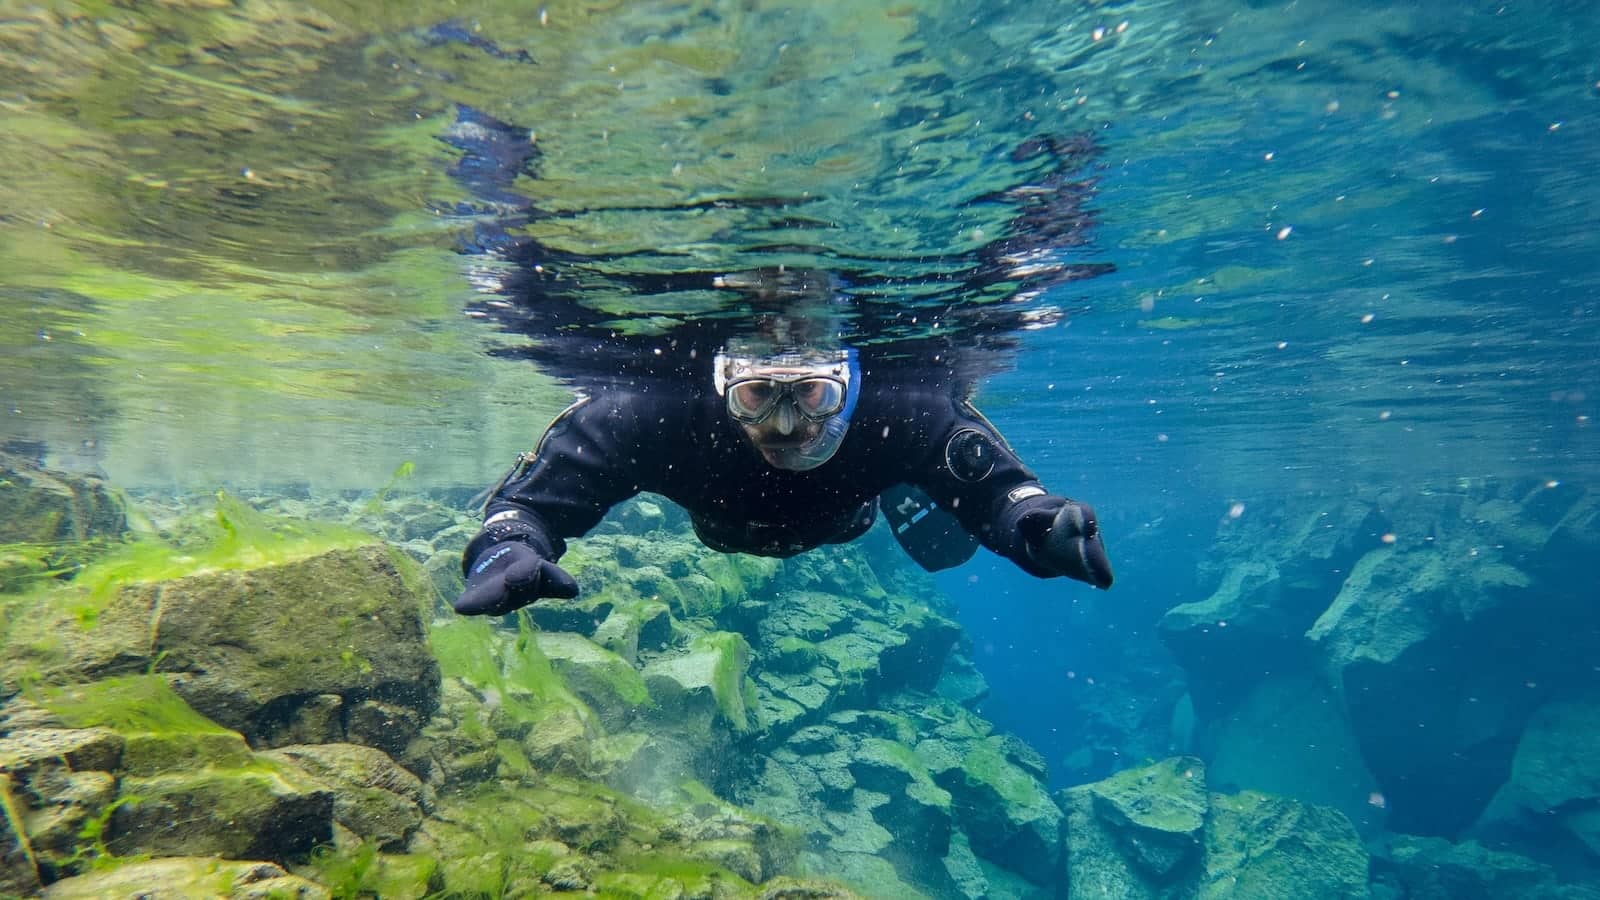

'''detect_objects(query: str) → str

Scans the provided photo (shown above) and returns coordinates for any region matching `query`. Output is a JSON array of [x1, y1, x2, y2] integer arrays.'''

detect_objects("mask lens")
[[791, 377, 845, 418], [728, 380, 780, 421]]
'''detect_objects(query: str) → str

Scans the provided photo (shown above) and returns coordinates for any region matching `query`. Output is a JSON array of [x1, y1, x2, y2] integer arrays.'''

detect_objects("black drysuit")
[[473, 376, 1077, 578]]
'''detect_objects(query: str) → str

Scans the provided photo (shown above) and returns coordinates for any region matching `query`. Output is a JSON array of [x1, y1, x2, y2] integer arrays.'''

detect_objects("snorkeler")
[[453, 342, 1113, 617]]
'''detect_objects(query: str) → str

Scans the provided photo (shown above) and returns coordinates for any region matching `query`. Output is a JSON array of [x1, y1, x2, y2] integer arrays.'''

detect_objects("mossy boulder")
[[1200, 790, 1368, 899], [1473, 690, 1600, 863], [1, 544, 441, 754], [0, 731, 121, 877], [1060, 757, 1208, 896], [111, 762, 334, 862], [1373, 835, 1596, 900], [262, 743, 428, 851], [535, 631, 652, 730], [41, 856, 330, 899], [642, 631, 756, 734], [942, 736, 1064, 884], [0, 452, 124, 546]]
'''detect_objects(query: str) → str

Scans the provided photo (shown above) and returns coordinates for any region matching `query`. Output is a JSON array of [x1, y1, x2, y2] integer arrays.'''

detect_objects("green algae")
[[695, 631, 756, 734], [307, 842, 441, 900], [429, 613, 592, 728], [596, 854, 752, 898], [959, 742, 1043, 810], [31, 492, 374, 629], [29, 675, 232, 736]]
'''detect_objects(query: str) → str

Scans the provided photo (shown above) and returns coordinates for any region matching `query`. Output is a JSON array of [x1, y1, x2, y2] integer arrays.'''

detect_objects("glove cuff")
[[462, 508, 557, 576]]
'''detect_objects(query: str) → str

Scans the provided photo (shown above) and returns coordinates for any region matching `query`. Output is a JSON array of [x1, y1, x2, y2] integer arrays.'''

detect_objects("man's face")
[[738, 397, 827, 468], [717, 352, 853, 471]]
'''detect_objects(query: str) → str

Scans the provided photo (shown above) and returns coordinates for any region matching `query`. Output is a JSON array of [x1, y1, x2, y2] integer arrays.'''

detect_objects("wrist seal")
[[462, 509, 553, 576]]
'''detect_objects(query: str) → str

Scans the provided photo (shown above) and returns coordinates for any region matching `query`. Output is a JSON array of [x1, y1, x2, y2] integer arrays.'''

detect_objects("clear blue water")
[[4, 0, 1600, 889]]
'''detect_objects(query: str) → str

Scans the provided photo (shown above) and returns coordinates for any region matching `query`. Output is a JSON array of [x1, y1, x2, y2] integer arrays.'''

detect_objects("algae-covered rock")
[[642, 630, 756, 734], [2, 544, 440, 754], [263, 743, 427, 851], [1, 773, 43, 898], [1061, 757, 1208, 897], [1473, 690, 1600, 864], [1374, 835, 1596, 900], [1200, 790, 1368, 899], [111, 763, 334, 862], [942, 735, 1064, 884], [41, 856, 330, 899], [0, 727, 124, 778], [536, 631, 652, 730], [0, 452, 124, 545]]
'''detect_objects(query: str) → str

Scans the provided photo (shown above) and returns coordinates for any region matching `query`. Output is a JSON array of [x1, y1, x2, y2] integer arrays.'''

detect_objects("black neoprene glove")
[[455, 515, 579, 616], [1027, 500, 1114, 589]]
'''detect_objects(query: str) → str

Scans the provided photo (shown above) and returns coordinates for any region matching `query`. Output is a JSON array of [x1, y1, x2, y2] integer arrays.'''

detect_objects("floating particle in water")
[[1276, 225, 1293, 240], [1228, 502, 1245, 519], [1381, 533, 1397, 544], [1368, 792, 1387, 809], [1361, 313, 1375, 324]]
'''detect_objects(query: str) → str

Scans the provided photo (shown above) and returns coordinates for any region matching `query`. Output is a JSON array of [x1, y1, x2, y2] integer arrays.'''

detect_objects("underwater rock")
[[261, 692, 345, 747], [943, 735, 1065, 885], [1061, 757, 1207, 894], [1159, 500, 1385, 712], [111, 762, 334, 862], [933, 646, 990, 709], [0, 727, 124, 778], [618, 498, 666, 532], [1200, 790, 1368, 899], [1, 773, 43, 897], [1203, 673, 1385, 834], [41, 856, 330, 899], [849, 737, 953, 857], [2, 544, 441, 759], [535, 631, 652, 731], [1300, 484, 1596, 835], [641, 630, 755, 735], [1372, 834, 1600, 900], [0, 452, 125, 546], [1305, 534, 1537, 833], [522, 705, 595, 777], [261, 743, 428, 852], [1472, 690, 1600, 866]]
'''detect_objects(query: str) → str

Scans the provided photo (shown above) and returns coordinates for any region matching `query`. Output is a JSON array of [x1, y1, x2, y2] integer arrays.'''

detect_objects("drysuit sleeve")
[[464, 393, 654, 567], [911, 398, 1103, 582]]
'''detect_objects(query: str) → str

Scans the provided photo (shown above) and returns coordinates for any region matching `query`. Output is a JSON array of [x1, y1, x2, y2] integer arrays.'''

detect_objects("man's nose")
[[771, 401, 800, 435]]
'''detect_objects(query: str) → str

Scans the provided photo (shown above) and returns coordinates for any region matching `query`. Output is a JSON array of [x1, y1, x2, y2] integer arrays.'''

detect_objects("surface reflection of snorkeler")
[[454, 335, 1114, 617]]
